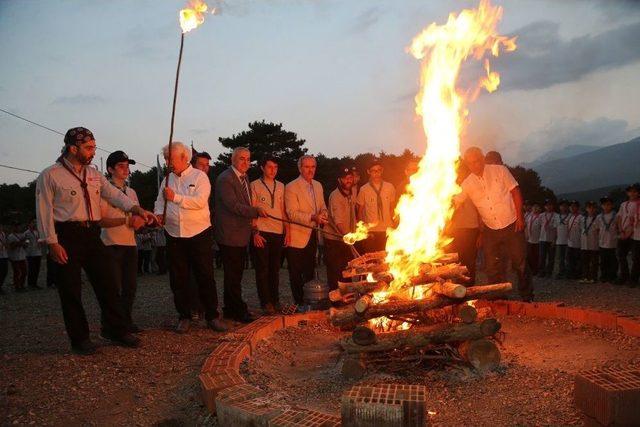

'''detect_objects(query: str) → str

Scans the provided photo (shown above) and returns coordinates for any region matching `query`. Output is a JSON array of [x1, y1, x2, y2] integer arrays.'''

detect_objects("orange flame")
[[384, 0, 516, 296], [343, 221, 372, 245], [179, 0, 211, 33]]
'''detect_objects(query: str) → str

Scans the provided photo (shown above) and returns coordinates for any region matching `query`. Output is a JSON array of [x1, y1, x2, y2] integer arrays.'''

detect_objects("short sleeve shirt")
[[100, 186, 139, 246], [553, 213, 570, 245], [581, 215, 599, 251], [7, 233, 26, 261], [526, 213, 541, 244], [460, 165, 518, 230], [566, 213, 582, 248], [538, 212, 557, 243], [250, 179, 285, 234], [356, 181, 396, 232], [597, 212, 618, 249]]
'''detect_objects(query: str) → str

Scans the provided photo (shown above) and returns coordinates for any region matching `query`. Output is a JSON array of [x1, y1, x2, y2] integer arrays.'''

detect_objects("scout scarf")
[[568, 214, 580, 234], [559, 213, 568, 225], [259, 179, 276, 208], [370, 181, 385, 223], [57, 156, 94, 221], [601, 212, 615, 232], [527, 212, 540, 235], [583, 215, 596, 235]]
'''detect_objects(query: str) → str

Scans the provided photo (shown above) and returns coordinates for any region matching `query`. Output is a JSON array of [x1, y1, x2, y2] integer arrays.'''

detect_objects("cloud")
[[348, 6, 381, 34], [496, 19, 640, 91], [506, 116, 639, 163], [50, 95, 107, 106]]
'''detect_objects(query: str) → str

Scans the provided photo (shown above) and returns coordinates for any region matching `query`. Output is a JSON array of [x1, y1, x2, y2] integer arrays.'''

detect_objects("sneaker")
[[175, 318, 191, 334], [71, 339, 98, 356], [206, 318, 229, 332]]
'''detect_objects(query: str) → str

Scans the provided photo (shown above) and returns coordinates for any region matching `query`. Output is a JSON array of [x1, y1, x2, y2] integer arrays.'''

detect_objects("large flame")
[[384, 0, 516, 293], [343, 221, 372, 245], [179, 0, 211, 33]]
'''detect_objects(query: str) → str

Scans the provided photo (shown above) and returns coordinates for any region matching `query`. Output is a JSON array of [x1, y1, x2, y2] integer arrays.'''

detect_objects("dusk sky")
[[1, 0, 640, 185]]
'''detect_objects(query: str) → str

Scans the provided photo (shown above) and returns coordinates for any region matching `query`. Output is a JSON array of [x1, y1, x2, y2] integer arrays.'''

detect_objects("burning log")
[[347, 251, 459, 268], [410, 263, 470, 285], [337, 280, 387, 295], [430, 281, 466, 298], [329, 282, 512, 328], [341, 318, 501, 354], [458, 339, 501, 372], [329, 290, 356, 304], [342, 263, 390, 279]]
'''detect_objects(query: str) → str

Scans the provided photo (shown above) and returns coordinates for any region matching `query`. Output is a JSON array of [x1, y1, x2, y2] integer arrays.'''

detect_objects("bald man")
[[457, 147, 532, 302]]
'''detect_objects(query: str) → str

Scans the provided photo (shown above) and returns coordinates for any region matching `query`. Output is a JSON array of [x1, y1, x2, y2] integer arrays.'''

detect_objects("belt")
[[55, 220, 99, 228]]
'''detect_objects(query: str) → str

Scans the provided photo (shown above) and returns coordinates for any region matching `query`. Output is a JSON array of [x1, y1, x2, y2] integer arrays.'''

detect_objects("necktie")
[[240, 175, 251, 201]]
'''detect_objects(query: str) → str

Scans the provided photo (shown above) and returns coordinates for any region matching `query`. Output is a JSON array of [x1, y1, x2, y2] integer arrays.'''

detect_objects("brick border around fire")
[[198, 303, 640, 425]]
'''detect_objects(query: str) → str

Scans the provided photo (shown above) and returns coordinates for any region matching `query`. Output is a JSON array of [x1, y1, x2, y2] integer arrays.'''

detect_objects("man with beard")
[[324, 167, 357, 291], [36, 127, 157, 354]]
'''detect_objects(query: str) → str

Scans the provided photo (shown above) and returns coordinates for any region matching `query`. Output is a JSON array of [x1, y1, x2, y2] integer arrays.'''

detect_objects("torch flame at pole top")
[[179, 0, 213, 33], [343, 221, 374, 245], [382, 0, 516, 296]]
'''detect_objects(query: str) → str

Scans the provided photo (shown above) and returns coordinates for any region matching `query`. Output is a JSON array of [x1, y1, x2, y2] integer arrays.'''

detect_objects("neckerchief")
[[57, 156, 94, 221], [259, 179, 276, 209], [370, 181, 385, 223], [543, 212, 554, 229], [568, 214, 580, 234], [559, 213, 568, 225], [583, 215, 596, 235], [109, 179, 127, 195], [527, 213, 540, 235], [601, 212, 615, 232], [338, 186, 355, 231]]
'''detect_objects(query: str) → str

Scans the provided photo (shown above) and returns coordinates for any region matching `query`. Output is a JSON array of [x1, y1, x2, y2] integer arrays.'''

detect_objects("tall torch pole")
[[162, 32, 185, 221]]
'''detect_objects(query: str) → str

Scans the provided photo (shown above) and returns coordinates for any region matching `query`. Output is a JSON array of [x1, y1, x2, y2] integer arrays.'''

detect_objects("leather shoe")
[[207, 318, 229, 332], [175, 318, 191, 334], [71, 339, 98, 356]]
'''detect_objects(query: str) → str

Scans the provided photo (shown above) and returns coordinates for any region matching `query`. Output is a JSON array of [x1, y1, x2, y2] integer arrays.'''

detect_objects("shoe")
[[207, 318, 229, 332], [101, 332, 141, 348], [128, 324, 142, 334], [175, 318, 191, 334], [235, 312, 255, 324], [71, 339, 98, 356]]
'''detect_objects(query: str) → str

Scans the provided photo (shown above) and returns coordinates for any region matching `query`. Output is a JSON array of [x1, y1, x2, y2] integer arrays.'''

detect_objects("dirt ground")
[[1, 263, 640, 426]]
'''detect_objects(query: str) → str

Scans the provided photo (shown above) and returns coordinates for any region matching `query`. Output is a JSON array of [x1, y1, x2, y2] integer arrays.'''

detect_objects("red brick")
[[581, 310, 618, 330], [199, 370, 245, 413], [341, 383, 428, 427], [216, 395, 285, 426], [235, 316, 285, 351], [617, 316, 640, 337], [507, 301, 526, 316], [574, 367, 640, 426], [562, 307, 590, 324], [203, 340, 251, 371], [268, 408, 341, 426], [216, 383, 266, 404], [283, 313, 313, 328], [525, 302, 565, 319]]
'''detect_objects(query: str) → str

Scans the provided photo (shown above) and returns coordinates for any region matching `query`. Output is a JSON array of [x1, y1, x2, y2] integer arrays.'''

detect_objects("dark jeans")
[[483, 223, 532, 300], [138, 250, 151, 274], [287, 232, 318, 305], [617, 238, 640, 282], [363, 232, 387, 254], [451, 227, 479, 284], [251, 232, 284, 307], [0, 258, 8, 289], [324, 238, 353, 291], [10, 260, 27, 290], [107, 245, 138, 327], [218, 243, 249, 318], [599, 247, 618, 282], [526, 243, 539, 276], [556, 244, 567, 277], [54, 222, 129, 345], [27, 255, 41, 287], [538, 241, 555, 276], [155, 246, 167, 274], [567, 247, 582, 279], [166, 227, 219, 321], [46, 255, 57, 287], [581, 250, 599, 281]]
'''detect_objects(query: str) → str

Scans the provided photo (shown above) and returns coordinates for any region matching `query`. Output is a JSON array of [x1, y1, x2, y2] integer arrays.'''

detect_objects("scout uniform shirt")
[[100, 184, 139, 247], [250, 178, 285, 235], [356, 181, 396, 233], [36, 158, 136, 245], [566, 213, 582, 249], [596, 211, 618, 249], [325, 187, 357, 241], [581, 215, 599, 251], [526, 212, 541, 244], [553, 212, 570, 245], [617, 200, 637, 240], [24, 229, 42, 257], [6, 233, 27, 261], [0, 231, 7, 259], [538, 211, 557, 243]]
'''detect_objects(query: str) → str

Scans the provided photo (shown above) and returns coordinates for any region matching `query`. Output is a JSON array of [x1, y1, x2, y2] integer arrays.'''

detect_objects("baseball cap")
[[338, 166, 354, 179], [106, 150, 136, 170]]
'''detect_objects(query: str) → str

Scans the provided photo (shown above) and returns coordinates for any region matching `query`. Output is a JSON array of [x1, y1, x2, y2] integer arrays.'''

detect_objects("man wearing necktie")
[[284, 155, 328, 306], [214, 147, 267, 323]]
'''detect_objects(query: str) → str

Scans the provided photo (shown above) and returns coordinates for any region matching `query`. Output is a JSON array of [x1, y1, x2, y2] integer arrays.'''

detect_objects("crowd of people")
[[1, 125, 638, 356]]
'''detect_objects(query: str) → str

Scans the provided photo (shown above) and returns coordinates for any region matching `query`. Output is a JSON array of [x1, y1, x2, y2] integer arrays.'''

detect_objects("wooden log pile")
[[332, 251, 511, 377]]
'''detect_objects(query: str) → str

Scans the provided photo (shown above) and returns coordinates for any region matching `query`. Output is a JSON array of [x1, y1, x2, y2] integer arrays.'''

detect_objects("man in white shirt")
[[597, 197, 618, 283], [553, 200, 570, 279], [155, 141, 227, 333], [616, 183, 639, 287], [457, 147, 532, 301], [356, 159, 396, 253], [285, 155, 328, 306], [538, 199, 557, 277], [7, 223, 28, 292], [0, 225, 8, 294], [24, 219, 44, 289], [566, 201, 583, 279]]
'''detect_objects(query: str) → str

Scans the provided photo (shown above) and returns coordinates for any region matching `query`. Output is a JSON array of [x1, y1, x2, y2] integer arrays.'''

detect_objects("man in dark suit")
[[214, 147, 267, 323]]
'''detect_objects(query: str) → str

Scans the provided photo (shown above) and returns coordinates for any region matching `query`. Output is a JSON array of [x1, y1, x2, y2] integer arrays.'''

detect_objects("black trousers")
[[556, 244, 567, 277], [27, 255, 41, 287], [0, 258, 8, 289], [324, 238, 353, 291], [137, 250, 151, 274], [46, 255, 57, 287], [538, 241, 555, 275], [155, 246, 167, 274], [106, 245, 138, 326], [10, 260, 27, 290], [599, 247, 618, 281], [166, 227, 219, 321], [617, 239, 640, 282], [54, 222, 129, 345], [451, 227, 479, 284], [567, 247, 582, 279], [218, 243, 249, 318], [250, 232, 284, 307], [287, 232, 318, 305], [483, 224, 532, 300], [526, 243, 539, 276], [581, 250, 599, 281]]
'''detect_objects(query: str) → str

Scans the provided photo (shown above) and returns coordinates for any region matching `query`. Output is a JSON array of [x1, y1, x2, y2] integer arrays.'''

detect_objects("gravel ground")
[[1, 263, 640, 426]]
